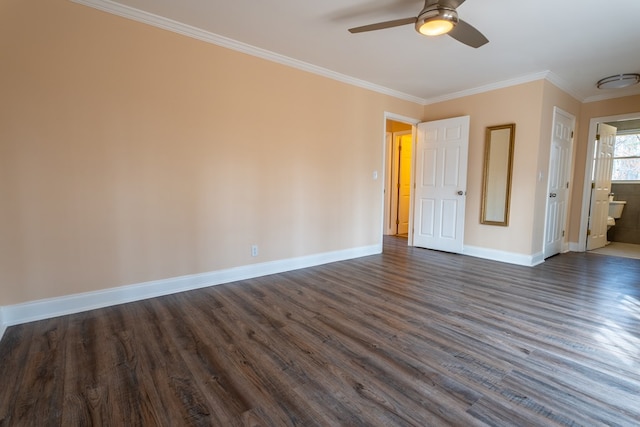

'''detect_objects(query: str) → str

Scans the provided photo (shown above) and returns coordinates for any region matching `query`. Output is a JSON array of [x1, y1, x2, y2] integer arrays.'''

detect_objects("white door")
[[544, 108, 575, 258], [587, 123, 616, 250], [397, 134, 412, 235], [413, 116, 469, 253]]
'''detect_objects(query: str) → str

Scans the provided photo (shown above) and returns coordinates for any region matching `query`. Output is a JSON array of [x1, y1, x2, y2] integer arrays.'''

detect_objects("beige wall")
[[0, 0, 423, 305], [567, 94, 640, 243], [3, 1, 634, 309], [423, 81, 582, 256]]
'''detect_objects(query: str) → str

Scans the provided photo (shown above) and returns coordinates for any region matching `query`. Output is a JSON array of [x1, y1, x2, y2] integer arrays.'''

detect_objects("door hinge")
[[566, 182, 569, 189], [396, 219, 400, 225], [591, 182, 595, 189], [562, 230, 565, 237], [587, 229, 591, 236], [596, 134, 600, 141], [571, 131, 574, 138]]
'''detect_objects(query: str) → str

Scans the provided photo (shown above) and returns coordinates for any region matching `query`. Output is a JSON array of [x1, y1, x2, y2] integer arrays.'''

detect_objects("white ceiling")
[[81, 0, 640, 104]]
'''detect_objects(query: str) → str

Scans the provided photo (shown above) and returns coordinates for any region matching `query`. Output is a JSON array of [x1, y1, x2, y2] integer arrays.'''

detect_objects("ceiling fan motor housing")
[[416, 6, 459, 35]]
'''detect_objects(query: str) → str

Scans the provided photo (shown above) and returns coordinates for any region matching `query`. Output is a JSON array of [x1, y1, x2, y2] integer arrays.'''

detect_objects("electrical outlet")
[[251, 245, 258, 257]]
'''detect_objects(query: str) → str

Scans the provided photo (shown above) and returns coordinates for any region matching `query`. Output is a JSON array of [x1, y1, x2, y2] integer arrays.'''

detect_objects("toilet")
[[606, 216, 616, 229], [607, 200, 626, 230]]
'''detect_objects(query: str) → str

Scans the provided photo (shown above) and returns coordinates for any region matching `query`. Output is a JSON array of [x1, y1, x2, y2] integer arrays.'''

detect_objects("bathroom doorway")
[[580, 112, 640, 255]]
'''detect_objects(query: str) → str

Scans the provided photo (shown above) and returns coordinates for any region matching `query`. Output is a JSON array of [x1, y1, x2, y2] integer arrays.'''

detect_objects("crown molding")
[[423, 71, 548, 105], [71, 1, 631, 108], [543, 71, 586, 101], [70, 0, 427, 105], [423, 70, 587, 105], [583, 86, 640, 104], [546, 71, 640, 104]]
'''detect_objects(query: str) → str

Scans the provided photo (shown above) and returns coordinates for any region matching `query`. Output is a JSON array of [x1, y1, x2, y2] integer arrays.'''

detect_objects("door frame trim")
[[578, 111, 640, 251], [382, 112, 421, 245], [390, 130, 413, 236]]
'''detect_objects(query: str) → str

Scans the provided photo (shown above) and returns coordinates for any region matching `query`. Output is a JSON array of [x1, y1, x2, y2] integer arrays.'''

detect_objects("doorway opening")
[[387, 129, 412, 237], [382, 113, 470, 255], [383, 113, 420, 245], [579, 112, 640, 255]]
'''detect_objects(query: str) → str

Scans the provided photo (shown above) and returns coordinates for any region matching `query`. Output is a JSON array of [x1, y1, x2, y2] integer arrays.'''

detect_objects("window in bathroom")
[[612, 131, 640, 181]]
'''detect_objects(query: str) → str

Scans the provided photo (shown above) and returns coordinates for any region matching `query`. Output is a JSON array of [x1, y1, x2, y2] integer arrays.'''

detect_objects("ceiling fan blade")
[[444, 0, 466, 9], [348, 17, 417, 33], [448, 19, 488, 48]]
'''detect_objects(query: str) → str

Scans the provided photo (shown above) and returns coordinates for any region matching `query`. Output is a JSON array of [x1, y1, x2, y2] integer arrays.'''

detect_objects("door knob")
[[457, 191, 464, 195], [549, 193, 557, 198]]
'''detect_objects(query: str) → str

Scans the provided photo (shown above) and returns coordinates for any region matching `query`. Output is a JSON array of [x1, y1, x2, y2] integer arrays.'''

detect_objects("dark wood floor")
[[1, 236, 640, 426]]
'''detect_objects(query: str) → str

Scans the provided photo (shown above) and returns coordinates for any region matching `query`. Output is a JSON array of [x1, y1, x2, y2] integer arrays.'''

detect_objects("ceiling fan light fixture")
[[416, 7, 458, 36], [596, 73, 640, 90]]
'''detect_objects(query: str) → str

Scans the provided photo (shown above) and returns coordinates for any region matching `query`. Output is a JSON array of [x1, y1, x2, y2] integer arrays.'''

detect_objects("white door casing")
[[577, 112, 639, 251], [397, 133, 412, 235], [412, 116, 470, 253], [586, 123, 616, 250], [385, 132, 395, 235], [544, 107, 575, 258]]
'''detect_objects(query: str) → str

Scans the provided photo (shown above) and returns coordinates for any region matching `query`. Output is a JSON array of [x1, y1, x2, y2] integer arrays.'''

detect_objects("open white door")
[[544, 108, 574, 258], [587, 123, 616, 250], [412, 116, 469, 253]]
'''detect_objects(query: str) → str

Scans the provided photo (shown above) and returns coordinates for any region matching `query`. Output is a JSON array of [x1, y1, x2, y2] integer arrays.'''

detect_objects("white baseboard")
[[463, 245, 544, 267], [568, 241, 583, 252], [0, 243, 381, 341]]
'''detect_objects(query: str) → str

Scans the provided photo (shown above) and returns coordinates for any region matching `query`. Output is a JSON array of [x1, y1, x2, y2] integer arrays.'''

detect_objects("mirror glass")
[[481, 124, 515, 226]]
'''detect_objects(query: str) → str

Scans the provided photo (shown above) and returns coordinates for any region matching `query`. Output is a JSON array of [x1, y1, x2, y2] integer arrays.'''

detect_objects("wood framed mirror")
[[481, 124, 515, 226]]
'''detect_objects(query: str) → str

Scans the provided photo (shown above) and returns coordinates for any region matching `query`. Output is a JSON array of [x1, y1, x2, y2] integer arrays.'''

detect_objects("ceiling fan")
[[348, 0, 489, 48]]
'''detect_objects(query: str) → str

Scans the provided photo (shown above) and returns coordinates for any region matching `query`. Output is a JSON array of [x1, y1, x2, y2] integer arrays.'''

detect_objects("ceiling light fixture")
[[596, 73, 640, 90], [416, 7, 458, 36]]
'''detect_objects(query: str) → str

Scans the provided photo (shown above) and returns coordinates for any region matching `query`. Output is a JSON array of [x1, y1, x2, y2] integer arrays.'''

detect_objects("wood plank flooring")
[[1, 236, 639, 426]]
